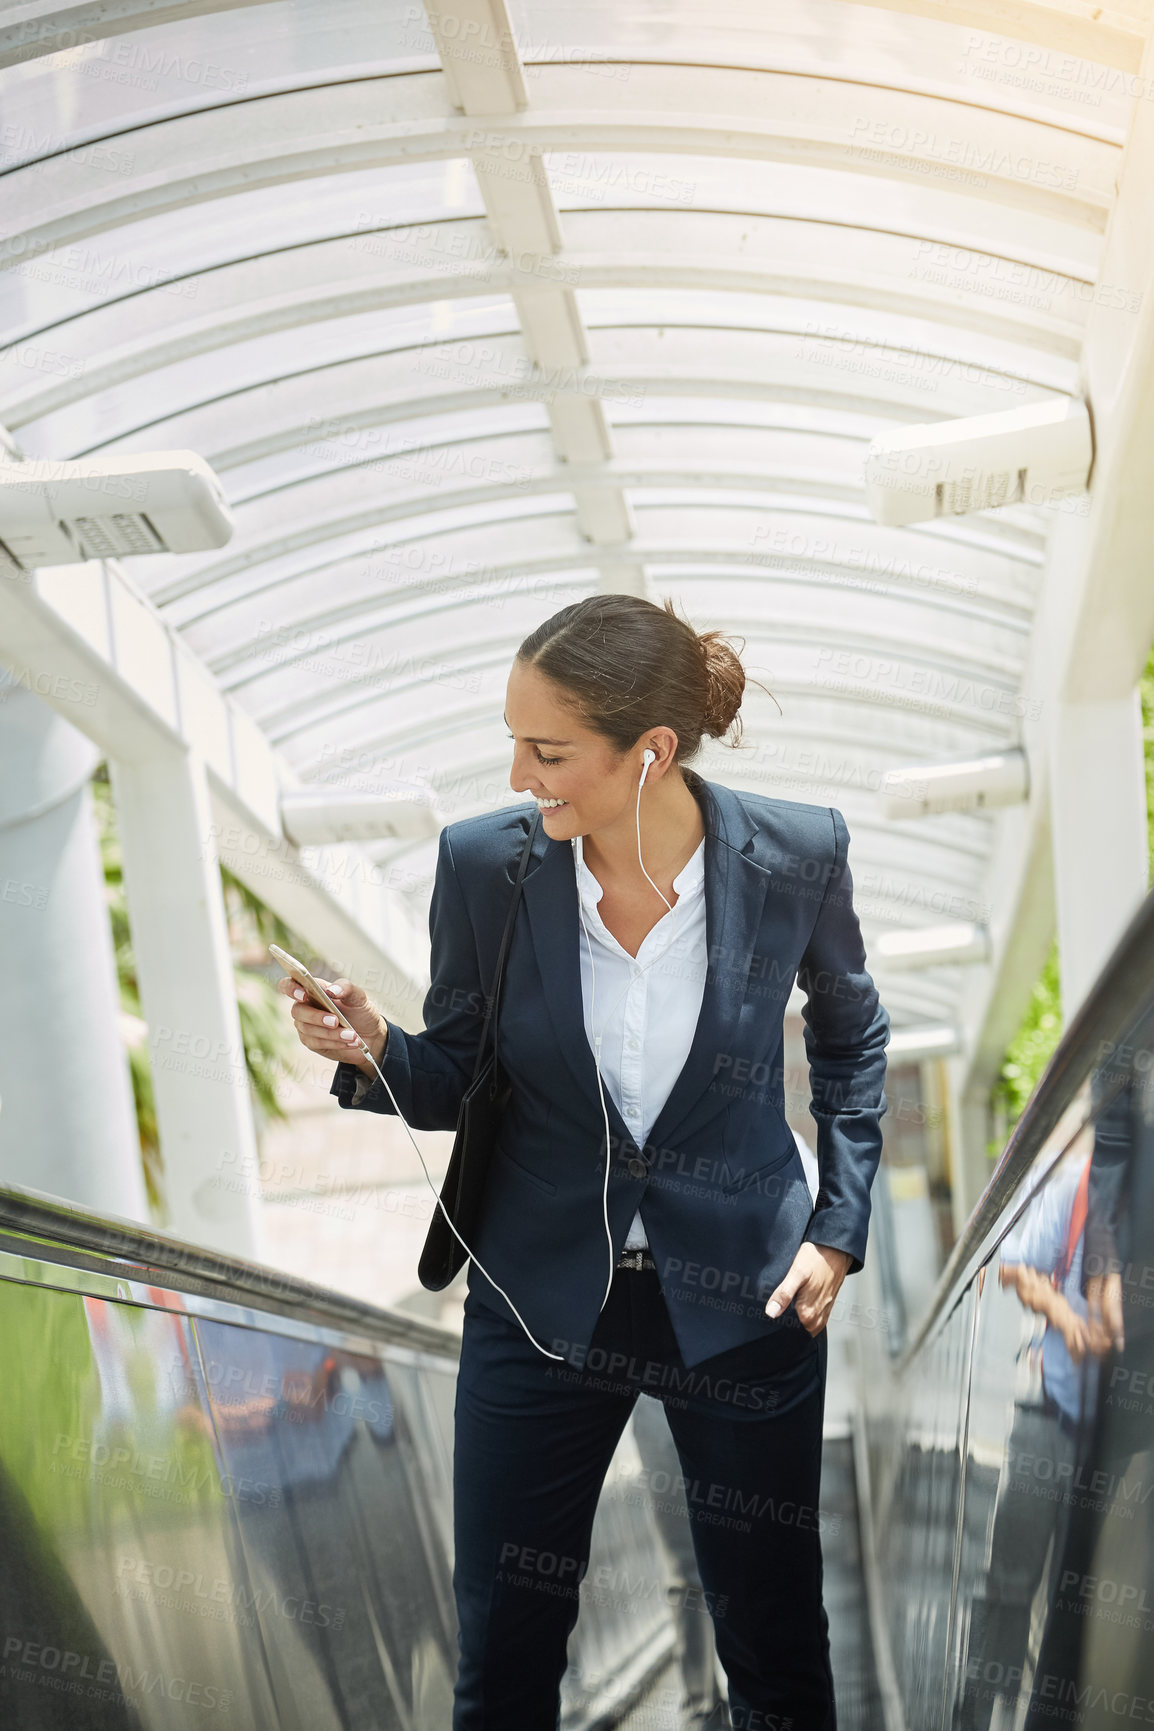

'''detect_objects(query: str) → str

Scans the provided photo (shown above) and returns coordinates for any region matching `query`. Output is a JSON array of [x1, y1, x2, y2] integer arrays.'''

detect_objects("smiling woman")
[[282, 588, 890, 1730], [503, 593, 776, 897]]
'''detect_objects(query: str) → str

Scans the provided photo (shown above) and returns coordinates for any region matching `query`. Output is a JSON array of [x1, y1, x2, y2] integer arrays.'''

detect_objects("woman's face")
[[505, 658, 643, 836]]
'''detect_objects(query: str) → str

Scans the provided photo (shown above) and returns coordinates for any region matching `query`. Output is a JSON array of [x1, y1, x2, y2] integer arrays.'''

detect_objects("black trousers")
[[451, 1263, 837, 1730]]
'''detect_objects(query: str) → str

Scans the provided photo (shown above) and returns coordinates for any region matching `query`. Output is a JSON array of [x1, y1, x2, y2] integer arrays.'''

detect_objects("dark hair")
[[515, 593, 777, 763]]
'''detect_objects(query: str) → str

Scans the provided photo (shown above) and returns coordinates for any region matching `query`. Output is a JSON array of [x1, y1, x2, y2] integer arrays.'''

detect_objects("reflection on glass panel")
[[870, 984, 1154, 1731], [1005, 1006, 1154, 1728], [0, 1230, 684, 1731], [953, 1127, 1098, 1731], [0, 1281, 280, 1727], [192, 1318, 457, 1729], [881, 1291, 974, 1728]]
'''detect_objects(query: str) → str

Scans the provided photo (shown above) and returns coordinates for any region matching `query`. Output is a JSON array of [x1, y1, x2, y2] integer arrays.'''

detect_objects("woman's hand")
[[765, 1242, 853, 1337], [276, 975, 388, 1078]]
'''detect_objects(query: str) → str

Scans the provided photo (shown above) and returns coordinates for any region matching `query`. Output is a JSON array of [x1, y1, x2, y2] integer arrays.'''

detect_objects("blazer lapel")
[[520, 773, 774, 1158], [645, 776, 774, 1151], [521, 824, 636, 1153]]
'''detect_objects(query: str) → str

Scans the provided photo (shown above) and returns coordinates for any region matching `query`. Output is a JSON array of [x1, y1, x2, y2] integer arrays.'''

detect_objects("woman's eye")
[[506, 731, 562, 767]]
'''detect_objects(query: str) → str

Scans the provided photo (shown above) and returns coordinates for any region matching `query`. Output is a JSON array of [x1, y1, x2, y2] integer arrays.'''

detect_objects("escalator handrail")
[[0, 1180, 462, 1359], [896, 879, 1154, 1373]]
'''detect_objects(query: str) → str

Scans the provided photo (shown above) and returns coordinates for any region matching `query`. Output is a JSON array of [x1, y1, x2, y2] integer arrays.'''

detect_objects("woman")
[[280, 594, 891, 1730]]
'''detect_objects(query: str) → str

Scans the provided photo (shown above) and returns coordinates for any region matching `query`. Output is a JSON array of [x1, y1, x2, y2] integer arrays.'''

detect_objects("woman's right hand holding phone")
[[276, 975, 389, 1077]]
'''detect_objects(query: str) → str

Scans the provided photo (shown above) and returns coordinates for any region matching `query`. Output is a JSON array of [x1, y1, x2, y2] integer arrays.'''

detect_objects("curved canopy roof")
[[2, 0, 1143, 1038]]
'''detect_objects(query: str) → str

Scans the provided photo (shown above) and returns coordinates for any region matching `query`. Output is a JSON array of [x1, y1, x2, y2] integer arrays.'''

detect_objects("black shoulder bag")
[[417, 811, 540, 1291]]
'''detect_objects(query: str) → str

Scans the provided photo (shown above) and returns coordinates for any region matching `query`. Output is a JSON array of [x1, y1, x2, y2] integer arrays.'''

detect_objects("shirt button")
[[628, 1157, 648, 1180], [627, 1039, 640, 1051]]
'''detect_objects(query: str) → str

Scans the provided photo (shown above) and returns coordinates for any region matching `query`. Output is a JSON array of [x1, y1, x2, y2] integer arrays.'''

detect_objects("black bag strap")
[[470, 809, 540, 1083]]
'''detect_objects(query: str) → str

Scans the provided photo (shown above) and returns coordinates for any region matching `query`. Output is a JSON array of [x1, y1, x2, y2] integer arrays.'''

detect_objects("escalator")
[[2, 881, 1152, 1729], [0, 1185, 677, 1730]]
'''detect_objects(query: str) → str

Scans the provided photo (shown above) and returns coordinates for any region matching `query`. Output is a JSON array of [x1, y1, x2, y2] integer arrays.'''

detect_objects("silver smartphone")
[[269, 944, 360, 1036]]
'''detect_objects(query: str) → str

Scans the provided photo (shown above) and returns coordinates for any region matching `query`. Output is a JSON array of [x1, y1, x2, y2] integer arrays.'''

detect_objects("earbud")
[[642, 749, 656, 766]]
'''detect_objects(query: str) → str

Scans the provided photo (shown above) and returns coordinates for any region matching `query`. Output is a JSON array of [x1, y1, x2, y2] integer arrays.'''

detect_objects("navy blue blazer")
[[332, 767, 890, 1368]]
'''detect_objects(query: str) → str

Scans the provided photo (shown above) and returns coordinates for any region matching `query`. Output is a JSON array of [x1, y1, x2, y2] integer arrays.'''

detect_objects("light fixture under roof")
[[0, 450, 235, 571], [864, 397, 1092, 526], [880, 750, 1029, 819], [280, 787, 442, 846], [885, 1025, 963, 1062], [875, 923, 990, 969]]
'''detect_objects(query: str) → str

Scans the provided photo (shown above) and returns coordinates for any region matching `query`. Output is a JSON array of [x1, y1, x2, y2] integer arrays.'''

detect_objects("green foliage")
[[989, 937, 1062, 1150], [91, 766, 306, 1215]]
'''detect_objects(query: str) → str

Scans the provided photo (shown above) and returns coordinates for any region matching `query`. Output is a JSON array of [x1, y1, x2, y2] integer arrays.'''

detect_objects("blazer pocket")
[[494, 1141, 558, 1196], [720, 1136, 799, 1195]]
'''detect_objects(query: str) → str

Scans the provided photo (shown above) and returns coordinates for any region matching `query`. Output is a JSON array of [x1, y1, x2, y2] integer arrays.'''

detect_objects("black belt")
[[616, 1247, 657, 1272]]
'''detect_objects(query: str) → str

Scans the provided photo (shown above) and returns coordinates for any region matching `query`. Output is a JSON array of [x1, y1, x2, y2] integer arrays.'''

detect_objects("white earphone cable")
[[578, 749, 680, 1313], [342, 747, 677, 1358], [349, 1035, 567, 1359]]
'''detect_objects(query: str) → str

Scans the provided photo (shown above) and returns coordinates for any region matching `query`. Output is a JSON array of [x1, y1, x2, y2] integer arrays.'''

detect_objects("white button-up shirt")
[[571, 831, 709, 1250]]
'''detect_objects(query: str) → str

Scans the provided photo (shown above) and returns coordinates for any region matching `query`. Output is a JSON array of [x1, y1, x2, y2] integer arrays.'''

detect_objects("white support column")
[[110, 746, 264, 1259], [0, 681, 147, 1220], [1049, 691, 1149, 1021]]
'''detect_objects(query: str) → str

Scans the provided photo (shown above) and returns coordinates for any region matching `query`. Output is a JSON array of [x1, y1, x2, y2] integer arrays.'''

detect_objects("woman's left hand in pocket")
[[765, 1243, 852, 1337]]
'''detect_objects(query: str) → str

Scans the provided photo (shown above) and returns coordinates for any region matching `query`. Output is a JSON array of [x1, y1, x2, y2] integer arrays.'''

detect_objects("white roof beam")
[[423, 0, 528, 115], [0, 71, 1117, 266], [0, 0, 1144, 78], [414, 3, 636, 591], [471, 151, 562, 255]]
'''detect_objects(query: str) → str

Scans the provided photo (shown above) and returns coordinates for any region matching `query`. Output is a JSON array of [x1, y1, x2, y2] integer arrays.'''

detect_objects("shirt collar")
[[571, 832, 705, 906]]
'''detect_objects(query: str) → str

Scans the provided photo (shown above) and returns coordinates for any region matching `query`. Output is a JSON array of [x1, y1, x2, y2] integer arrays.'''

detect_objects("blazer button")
[[627, 1157, 648, 1180]]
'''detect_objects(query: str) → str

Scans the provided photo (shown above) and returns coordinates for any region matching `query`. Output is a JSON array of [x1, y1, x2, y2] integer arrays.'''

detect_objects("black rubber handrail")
[[0, 1180, 462, 1360], [897, 881, 1154, 1373]]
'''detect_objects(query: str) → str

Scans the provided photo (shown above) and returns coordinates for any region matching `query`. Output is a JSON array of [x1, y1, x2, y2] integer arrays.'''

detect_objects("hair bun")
[[697, 629, 746, 739]]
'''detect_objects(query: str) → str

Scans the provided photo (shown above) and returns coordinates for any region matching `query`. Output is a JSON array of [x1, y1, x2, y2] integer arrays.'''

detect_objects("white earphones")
[[636, 749, 671, 916]]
